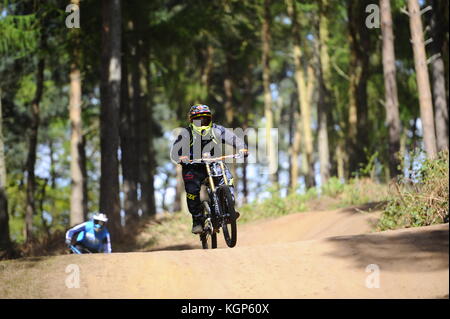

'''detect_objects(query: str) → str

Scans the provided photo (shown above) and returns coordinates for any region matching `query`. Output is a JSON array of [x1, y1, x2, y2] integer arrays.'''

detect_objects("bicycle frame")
[[69, 245, 82, 254], [188, 154, 240, 228], [69, 244, 93, 254], [205, 160, 231, 191]]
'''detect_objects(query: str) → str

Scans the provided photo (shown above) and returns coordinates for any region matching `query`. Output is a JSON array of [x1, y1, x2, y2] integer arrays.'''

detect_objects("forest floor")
[[0, 205, 448, 298]]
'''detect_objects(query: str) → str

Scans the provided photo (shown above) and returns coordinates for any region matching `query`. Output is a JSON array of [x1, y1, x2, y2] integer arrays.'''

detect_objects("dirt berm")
[[0, 208, 448, 298]]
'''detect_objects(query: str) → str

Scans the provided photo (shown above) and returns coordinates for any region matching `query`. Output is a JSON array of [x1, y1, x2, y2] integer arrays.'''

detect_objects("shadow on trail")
[[339, 201, 388, 215], [324, 224, 449, 273], [144, 243, 199, 252]]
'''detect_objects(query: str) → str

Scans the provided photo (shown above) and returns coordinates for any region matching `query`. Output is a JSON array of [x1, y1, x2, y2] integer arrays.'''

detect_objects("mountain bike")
[[188, 154, 240, 249], [69, 244, 93, 254]]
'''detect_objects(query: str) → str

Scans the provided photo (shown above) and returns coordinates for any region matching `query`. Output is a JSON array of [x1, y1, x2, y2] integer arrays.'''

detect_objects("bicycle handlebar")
[[183, 153, 242, 164]]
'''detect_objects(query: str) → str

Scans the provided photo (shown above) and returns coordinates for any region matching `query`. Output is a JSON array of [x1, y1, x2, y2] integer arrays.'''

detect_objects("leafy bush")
[[321, 177, 345, 197], [239, 178, 389, 223], [239, 187, 316, 223], [377, 151, 449, 231], [340, 178, 389, 206]]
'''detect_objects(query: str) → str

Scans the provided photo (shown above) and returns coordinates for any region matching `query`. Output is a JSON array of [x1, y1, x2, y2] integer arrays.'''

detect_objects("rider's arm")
[[170, 127, 191, 164], [65, 222, 87, 245], [216, 125, 248, 154]]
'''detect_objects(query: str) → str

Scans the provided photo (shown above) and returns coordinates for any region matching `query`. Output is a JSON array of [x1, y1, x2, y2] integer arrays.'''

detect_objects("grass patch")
[[239, 178, 389, 224], [131, 212, 195, 251], [377, 151, 449, 231]]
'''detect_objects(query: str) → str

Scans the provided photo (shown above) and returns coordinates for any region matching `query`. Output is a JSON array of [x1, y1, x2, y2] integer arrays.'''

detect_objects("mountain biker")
[[65, 213, 112, 253], [170, 104, 249, 234]]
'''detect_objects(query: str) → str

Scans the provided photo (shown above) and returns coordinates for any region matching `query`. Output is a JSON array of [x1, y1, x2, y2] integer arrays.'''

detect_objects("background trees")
[[0, 0, 448, 255]]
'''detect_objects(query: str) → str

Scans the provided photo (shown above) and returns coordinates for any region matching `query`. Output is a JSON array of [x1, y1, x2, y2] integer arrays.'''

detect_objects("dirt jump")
[[0, 206, 448, 298]]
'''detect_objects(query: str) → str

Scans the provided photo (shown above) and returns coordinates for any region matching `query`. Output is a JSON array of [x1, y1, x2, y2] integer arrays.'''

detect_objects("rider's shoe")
[[191, 216, 204, 234], [235, 211, 240, 220]]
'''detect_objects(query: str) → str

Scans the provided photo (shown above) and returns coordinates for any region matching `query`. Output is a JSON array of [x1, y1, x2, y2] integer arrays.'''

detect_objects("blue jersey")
[[65, 221, 112, 253]]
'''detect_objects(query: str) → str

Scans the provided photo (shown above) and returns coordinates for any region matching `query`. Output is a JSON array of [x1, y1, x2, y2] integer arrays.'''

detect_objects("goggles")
[[191, 115, 212, 126], [94, 220, 105, 228]]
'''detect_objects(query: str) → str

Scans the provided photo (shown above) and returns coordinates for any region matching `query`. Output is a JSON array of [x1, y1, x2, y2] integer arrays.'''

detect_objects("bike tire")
[[201, 201, 218, 249], [200, 232, 217, 249], [217, 185, 237, 248]]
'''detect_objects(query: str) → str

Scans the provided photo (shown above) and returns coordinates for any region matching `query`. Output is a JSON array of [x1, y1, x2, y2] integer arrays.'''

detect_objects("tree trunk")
[[100, 0, 122, 235], [428, 0, 448, 151], [0, 88, 11, 252], [25, 54, 45, 243], [120, 35, 139, 223], [289, 99, 302, 192], [241, 65, 253, 203], [305, 65, 316, 187], [286, 0, 315, 188], [380, 0, 402, 178], [126, 18, 142, 219], [224, 59, 234, 126], [80, 135, 88, 220], [48, 141, 54, 188], [69, 0, 86, 225], [336, 142, 345, 182], [143, 57, 156, 216], [69, 60, 84, 226], [201, 44, 214, 99], [261, 0, 277, 185], [347, 1, 371, 175], [317, 0, 331, 185], [38, 178, 50, 238], [407, 0, 437, 158], [223, 56, 239, 197]]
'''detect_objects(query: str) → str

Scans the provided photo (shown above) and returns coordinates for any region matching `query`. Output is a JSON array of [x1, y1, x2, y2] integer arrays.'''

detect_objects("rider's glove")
[[178, 156, 189, 164], [65, 239, 71, 246], [238, 149, 249, 158]]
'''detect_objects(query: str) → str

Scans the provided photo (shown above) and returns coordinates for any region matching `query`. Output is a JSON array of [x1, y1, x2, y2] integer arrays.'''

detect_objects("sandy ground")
[[0, 207, 448, 298]]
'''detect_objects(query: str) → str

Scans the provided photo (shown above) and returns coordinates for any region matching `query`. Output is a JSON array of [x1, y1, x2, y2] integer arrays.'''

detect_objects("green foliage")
[[239, 177, 389, 224], [239, 186, 316, 224], [321, 175, 389, 207], [0, 13, 38, 58], [321, 177, 345, 197], [377, 151, 449, 231], [354, 151, 379, 178], [339, 178, 389, 206]]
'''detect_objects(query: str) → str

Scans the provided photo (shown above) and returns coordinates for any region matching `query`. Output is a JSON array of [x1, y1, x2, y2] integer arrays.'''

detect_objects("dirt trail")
[[0, 207, 448, 298]]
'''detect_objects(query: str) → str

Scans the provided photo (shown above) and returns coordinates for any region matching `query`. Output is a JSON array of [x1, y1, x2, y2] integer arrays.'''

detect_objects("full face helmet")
[[189, 104, 212, 136], [92, 213, 108, 231]]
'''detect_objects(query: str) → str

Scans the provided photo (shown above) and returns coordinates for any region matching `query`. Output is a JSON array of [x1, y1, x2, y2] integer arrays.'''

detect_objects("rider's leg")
[[182, 165, 207, 234]]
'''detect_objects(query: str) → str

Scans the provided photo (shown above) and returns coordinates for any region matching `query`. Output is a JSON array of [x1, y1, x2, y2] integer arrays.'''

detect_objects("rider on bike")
[[170, 104, 249, 234], [65, 213, 112, 253]]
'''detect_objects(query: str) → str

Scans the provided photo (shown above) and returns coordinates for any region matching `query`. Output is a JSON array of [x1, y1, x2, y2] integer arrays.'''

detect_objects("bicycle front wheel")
[[217, 185, 237, 248], [200, 201, 217, 249]]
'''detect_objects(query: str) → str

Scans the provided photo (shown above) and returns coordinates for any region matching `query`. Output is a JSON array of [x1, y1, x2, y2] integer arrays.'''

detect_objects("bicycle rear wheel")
[[217, 185, 237, 248]]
